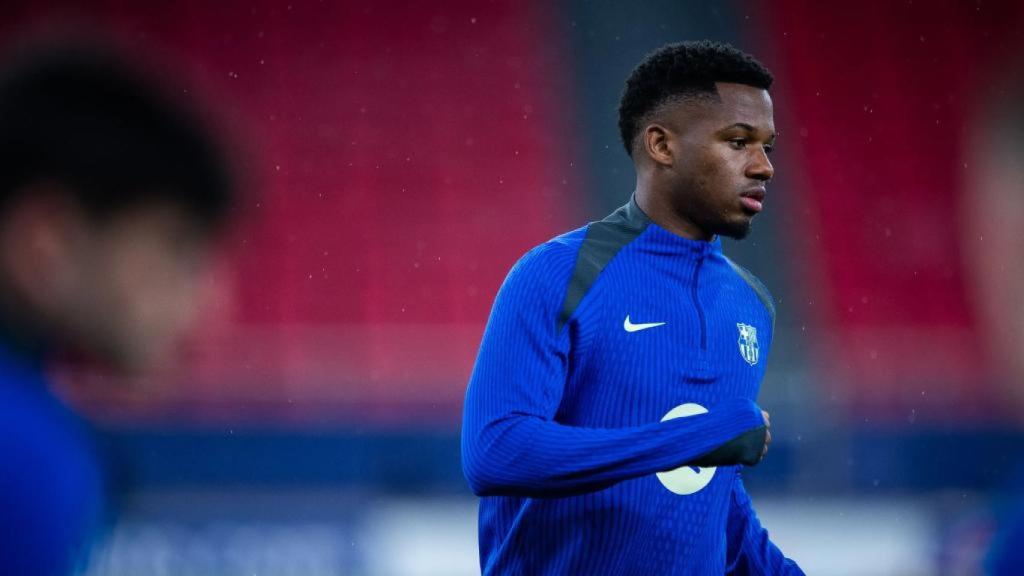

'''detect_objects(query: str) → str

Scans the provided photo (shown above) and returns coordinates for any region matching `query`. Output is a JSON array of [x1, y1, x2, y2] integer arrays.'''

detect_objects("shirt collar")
[[629, 194, 723, 256]]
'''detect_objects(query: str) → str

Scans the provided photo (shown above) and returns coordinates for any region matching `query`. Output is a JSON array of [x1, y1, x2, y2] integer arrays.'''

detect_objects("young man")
[[0, 46, 233, 575], [462, 41, 803, 575]]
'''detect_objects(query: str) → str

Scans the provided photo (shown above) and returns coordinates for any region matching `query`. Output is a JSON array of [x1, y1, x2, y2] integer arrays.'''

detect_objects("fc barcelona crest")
[[736, 323, 759, 366]]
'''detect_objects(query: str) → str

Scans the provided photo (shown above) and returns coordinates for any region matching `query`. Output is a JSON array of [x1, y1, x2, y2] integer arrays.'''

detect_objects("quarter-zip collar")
[[628, 194, 722, 258]]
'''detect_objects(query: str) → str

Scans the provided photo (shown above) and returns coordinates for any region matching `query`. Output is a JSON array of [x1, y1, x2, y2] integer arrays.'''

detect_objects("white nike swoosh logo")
[[623, 315, 667, 332]]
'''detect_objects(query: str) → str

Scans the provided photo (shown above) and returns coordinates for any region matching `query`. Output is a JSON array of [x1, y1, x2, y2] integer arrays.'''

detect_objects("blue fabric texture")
[[462, 197, 803, 575], [0, 344, 104, 575]]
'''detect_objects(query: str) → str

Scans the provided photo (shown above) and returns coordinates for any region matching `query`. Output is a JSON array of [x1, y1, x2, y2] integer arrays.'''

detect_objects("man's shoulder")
[[0, 368, 104, 563], [509, 198, 649, 282], [721, 255, 776, 322], [0, 373, 101, 477], [492, 226, 590, 313], [510, 225, 589, 279], [0, 379, 103, 574], [0, 349, 101, 482]]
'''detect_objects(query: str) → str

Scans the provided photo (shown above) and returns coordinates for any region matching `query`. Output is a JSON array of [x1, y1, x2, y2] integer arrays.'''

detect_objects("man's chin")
[[717, 218, 753, 240], [68, 331, 175, 375]]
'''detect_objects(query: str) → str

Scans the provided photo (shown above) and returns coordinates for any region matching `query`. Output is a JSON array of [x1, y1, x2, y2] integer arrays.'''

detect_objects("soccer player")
[[0, 46, 232, 575], [461, 40, 803, 575]]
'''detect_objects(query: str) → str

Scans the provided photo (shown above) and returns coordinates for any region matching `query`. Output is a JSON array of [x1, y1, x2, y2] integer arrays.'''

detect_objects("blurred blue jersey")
[[0, 341, 104, 575], [462, 197, 802, 575]]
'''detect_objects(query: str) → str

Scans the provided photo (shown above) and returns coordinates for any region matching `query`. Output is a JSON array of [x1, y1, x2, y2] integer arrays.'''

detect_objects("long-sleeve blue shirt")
[[0, 340, 105, 575], [462, 197, 803, 575]]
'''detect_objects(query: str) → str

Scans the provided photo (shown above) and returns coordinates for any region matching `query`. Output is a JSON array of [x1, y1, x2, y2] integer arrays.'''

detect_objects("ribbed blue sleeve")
[[725, 475, 804, 575], [0, 371, 104, 576], [461, 243, 766, 498]]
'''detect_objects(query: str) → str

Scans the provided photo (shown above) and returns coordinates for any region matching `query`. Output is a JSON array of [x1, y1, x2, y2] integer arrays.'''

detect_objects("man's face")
[[54, 203, 215, 370], [662, 82, 776, 239]]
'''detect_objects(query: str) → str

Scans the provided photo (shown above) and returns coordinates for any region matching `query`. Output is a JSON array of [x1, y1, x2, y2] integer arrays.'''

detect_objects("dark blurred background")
[[5, 1, 1024, 574]]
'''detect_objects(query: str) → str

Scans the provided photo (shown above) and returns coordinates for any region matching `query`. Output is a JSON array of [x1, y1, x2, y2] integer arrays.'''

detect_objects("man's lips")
[[740, 187, 766, 213]]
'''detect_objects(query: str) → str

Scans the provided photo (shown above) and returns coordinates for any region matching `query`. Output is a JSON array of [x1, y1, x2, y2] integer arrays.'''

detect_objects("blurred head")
[[619, 40, 775, 240], [0, 46, 233, 370]]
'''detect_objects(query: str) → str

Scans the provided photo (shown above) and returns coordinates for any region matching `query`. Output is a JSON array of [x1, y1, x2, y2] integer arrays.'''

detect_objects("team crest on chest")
[[736, 323, 759, 366]]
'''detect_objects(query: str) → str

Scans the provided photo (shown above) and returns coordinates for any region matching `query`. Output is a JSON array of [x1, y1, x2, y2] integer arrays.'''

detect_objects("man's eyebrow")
[[722, 122, 777, 139], [726, 122, 756, 131]]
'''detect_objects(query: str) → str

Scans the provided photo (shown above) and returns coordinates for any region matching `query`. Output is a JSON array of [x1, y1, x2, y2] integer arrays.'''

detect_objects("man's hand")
[[761, 410, 771, 461], [687, 409, 772, 468]]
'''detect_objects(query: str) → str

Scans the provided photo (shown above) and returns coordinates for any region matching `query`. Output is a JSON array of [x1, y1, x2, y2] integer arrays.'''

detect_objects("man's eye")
[[764, 144, 774, 155], [728, 138, 746, 149]]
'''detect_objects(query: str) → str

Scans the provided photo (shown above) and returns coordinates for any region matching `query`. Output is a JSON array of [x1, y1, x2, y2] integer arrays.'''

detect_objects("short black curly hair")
[[0, 45, 233, 230], [618, 40, 773, 156]]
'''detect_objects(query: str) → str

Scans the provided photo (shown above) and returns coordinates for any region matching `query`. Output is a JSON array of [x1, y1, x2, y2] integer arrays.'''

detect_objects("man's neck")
[[0, 285, 48, 365], [634, 183, 713, 242]]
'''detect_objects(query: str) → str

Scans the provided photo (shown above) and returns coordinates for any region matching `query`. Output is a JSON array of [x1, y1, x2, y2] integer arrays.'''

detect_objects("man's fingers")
[[760, 411, 772, 460], [689, 425, 768, 467]]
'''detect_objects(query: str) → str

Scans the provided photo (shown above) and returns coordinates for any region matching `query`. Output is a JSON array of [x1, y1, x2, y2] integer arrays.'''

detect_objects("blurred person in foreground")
[[0, 46, 232, 575], [972, 67, 1024, 576], [462, 41, 802, 575]]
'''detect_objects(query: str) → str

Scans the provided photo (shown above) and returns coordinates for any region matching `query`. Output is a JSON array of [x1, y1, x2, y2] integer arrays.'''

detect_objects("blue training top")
[[0, 340, 105, 575], [462, 196, 803, 575]]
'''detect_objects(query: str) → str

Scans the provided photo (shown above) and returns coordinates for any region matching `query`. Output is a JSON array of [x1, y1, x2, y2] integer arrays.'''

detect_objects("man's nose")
[[747, 149, 774, 182]]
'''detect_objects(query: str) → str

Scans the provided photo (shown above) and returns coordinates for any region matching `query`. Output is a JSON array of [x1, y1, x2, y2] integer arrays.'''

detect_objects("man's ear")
[[0, 186, 87, 313], [642, 123, 675, 167]]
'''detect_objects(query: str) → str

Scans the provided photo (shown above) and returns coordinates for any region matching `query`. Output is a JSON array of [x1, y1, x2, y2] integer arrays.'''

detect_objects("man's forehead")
[[670, 83, 774, 131], [709, 83, 773, 127]]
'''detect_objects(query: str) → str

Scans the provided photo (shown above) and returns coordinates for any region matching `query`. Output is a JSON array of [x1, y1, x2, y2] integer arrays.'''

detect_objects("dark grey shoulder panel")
[[725, 257, 776, 326], [557, 198, 651, 332]]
